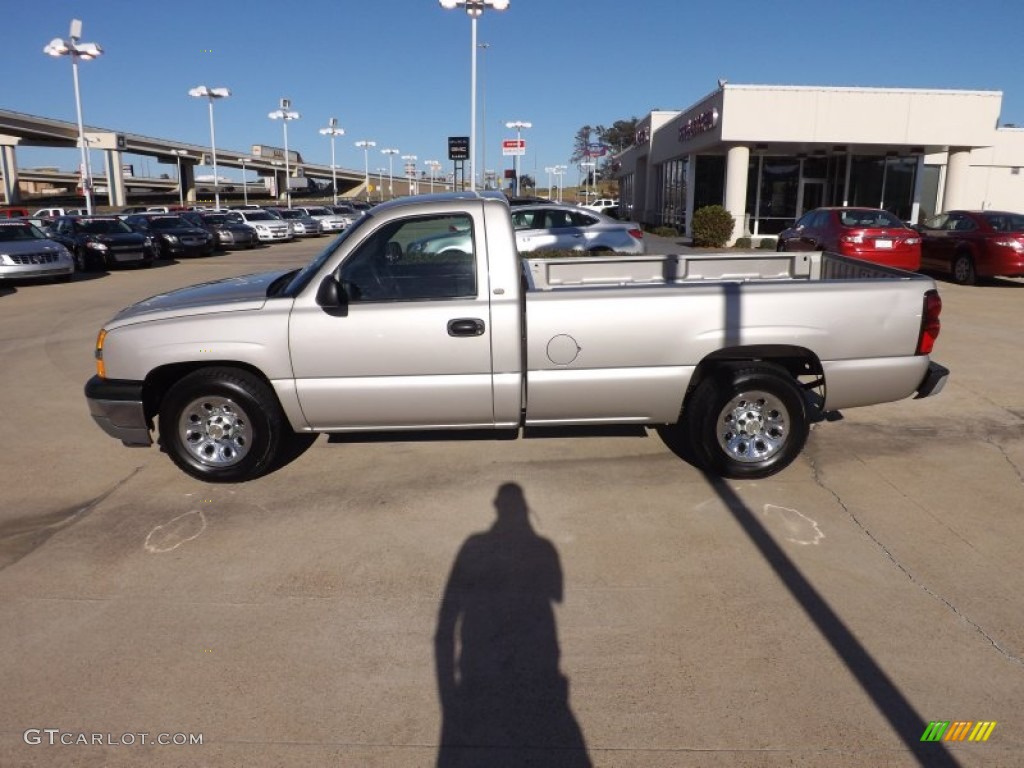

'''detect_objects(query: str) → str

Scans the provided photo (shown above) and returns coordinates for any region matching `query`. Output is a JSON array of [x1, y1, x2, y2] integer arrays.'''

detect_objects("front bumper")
[[84, 376, 152, 446], [914, 362, 950, 399]]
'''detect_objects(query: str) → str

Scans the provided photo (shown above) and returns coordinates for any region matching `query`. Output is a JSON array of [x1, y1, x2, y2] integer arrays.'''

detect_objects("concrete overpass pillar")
[[103, 148, 127, 208], [0, 139, 22, 205], [941, 147, 972, 212], [724, 144, 750, 243], [181, 162, 197, 203]]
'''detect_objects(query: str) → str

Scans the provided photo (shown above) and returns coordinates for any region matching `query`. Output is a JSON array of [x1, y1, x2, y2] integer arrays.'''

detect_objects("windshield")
[[839, 209, 905, 228], [282, 213, 375, 297], [79, 219, 134, 235], [304, 207, 331, 216], [0, 223, 45, 242], [202, 214, 229, 225], [149, 217, 188, 230], [278, 210, 304, 219], [243, 211, 276, 221]]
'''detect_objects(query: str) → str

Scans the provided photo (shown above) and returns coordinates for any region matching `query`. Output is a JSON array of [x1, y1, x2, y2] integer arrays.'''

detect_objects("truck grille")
[[10, 252, 60, 265]]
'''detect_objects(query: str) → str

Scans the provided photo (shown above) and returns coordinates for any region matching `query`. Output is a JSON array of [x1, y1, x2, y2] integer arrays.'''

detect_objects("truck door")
[[288, 212, 496, 430]]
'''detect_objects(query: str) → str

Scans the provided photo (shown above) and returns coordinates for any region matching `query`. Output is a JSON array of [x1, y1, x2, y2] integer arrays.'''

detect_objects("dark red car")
[[918, 210, 1024, 285], [777, 207, 921, 270]]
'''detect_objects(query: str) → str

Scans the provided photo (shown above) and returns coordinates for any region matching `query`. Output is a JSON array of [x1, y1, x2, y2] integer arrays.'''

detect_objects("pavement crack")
[[986, 438, 1024, 486], [808, 455, 1024, 670], [0, 467, 144, 573]]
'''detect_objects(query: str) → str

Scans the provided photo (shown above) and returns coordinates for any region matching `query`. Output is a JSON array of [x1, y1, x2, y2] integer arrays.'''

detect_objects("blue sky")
[[5, 0, 1024, 183]]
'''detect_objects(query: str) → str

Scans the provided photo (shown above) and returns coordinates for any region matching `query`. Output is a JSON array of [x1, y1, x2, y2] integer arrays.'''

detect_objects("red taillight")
[[628, 228, 643, 240], [916, 289, 942, 355]]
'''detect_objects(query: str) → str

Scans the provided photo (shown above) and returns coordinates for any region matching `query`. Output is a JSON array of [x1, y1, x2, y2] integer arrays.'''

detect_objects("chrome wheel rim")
[[716, 390, 789, 464], [954, 256, 971, 283], [178, 396, 252, 467]]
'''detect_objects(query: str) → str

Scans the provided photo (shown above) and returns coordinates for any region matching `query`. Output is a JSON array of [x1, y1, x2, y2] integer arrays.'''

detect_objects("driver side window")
[[339, 214, 477, 302]]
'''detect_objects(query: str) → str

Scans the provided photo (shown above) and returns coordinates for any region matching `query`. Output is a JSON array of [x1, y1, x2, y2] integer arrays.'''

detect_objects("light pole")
[[553, 165, 566, 203], [438, 0, 510, 191], [381, 148, 399, 199], [402, 155, 418, 196], [504, 120, 531, 197], [188, 85, 230, 209], [236, 157, 251, 206], [544, 165, 556, 200], [478, 41, 490, 188], [580, 160, 595, 204], [425, 160, 441, 193], [319, 117, 345, 205], [171, 149, 188, 208], [354, 140, 376, 201], [44, 19, 103, 215], [268, 99, 300, 208], [375, 168, 386, 202]]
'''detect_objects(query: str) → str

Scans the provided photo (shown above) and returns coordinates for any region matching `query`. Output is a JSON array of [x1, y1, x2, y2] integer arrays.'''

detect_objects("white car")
[[296, 206, 350, 232], [225, 209, 292, 242], [32, 207, 88, 218], [580, 198, 619, 215]]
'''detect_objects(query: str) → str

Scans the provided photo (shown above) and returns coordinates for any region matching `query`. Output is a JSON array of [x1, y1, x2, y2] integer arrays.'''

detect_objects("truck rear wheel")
[[159, 367, 287, 482], [685, 363, 809, 479]]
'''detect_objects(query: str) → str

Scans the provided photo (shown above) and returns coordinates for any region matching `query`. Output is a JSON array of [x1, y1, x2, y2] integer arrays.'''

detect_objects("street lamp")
[[478, 42, 490, 188], [170, 149, 188, 207], [354, 140, 376, 201], [553, 164, 567, 203], [188, 85, 230, 209], [375, 168, 386, 202], [318, 117, 345, 205], [402, 155, 418, 196], [268, 99, 300, 208], [580, 160, 595, 204], [504, 120, 531, 196], [438, 0, 510, 191], [44, 19, 103, 215], [381, 148, 399, 199], [544, 165, 556, 200], [236, 157, 252, 206], [425, 160, 441, 193]]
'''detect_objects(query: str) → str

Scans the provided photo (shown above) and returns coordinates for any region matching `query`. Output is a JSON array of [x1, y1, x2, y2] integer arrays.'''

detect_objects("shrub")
[[647, 225, 679, 238], [733, 237, 752, 249], [691, 205, 735, 247], [758, 238, 778, 250]]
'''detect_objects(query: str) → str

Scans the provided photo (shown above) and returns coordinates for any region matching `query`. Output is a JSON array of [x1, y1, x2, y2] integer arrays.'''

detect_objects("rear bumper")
[[914, 362, 950, 399], [84, 376, 152, 446]]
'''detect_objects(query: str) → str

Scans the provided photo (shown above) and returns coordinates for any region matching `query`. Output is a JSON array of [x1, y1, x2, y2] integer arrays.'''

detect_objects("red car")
[[918, 210, 1024, 285], [777, 207, 921, 270]]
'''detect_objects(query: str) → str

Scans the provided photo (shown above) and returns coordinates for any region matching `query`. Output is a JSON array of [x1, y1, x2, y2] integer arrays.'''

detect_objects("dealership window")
[[693, 155, 725, 211], [619, 173, 634, 218], [746, 156, 799, 235], [655, 158, 687, 228], [847, 155, 917, 221]]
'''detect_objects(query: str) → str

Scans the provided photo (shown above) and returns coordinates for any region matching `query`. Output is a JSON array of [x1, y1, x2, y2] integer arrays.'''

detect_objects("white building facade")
[[614, 84, 1024, 243]]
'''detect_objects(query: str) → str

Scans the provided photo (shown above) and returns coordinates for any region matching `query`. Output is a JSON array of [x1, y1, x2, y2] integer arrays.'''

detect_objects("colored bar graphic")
[[920, 720, 996, 742]]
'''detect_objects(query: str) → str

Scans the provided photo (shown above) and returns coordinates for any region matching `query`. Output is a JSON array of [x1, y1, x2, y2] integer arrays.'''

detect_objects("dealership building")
[[614, 84, 1024, 242]]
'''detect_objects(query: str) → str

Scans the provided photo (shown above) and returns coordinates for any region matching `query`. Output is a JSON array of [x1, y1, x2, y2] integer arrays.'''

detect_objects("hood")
[[0, 239, 67, 255], [107, 269, 291, 327], [90, 232, 145, 245]]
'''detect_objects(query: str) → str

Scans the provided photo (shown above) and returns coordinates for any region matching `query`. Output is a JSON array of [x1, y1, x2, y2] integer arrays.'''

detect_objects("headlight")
[[164, 235, 179, 244], [86, 241, 108, 250]]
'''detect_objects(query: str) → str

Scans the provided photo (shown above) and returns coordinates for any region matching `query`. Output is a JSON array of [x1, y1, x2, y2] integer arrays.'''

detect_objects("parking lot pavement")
[[0, 241, 1022, 766]]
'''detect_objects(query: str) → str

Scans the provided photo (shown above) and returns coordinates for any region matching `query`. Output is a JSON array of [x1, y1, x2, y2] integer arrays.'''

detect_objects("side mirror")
[[315, 274, 349, 317]]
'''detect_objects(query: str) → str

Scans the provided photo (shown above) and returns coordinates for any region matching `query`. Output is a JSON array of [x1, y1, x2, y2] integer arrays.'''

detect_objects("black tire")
[[158, 367, 289, 482], [951, 251, 977, 285], [776, 240, 786, 252], [683, 363, 809, 479], [73, 247, 90, 272]]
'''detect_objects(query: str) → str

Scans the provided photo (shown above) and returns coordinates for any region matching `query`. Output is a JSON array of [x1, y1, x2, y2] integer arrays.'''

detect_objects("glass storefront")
[[655, 158, 687, 229]]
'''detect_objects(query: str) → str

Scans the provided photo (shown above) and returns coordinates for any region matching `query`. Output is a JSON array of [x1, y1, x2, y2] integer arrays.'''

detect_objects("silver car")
[[274, 209, 324, 237], [299, 206, 351, 232], [512, 205, 644, 254], [0, 220, 75, 283], [407, 204, 647, 256], [225, 209, 292, 242]]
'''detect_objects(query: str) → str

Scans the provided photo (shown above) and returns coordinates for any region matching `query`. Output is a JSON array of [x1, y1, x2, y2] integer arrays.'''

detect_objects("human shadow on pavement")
[[434, 483, 591, 768]]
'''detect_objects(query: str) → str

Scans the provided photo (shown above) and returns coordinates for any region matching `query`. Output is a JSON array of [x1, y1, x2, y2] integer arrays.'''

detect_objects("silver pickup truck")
[[85, 192, 948, 483]]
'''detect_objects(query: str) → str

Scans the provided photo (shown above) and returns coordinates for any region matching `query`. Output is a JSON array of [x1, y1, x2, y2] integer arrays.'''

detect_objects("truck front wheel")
[[685, 363, 809, 479], [159, 367, 287, 482]]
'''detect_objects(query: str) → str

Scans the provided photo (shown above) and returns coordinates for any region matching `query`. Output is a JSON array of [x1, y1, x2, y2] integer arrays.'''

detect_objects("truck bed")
[[524, 250, 914, 290]]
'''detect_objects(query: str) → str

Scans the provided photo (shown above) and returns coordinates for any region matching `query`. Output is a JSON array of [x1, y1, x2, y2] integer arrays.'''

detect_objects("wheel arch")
[[142, 361, 276, 424], [682, 345, 825, 420]]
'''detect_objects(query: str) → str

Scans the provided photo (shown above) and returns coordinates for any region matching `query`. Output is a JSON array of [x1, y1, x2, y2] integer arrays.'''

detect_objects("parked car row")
[[777, 206, 1024, 284], [0, 203, 370, 285]]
